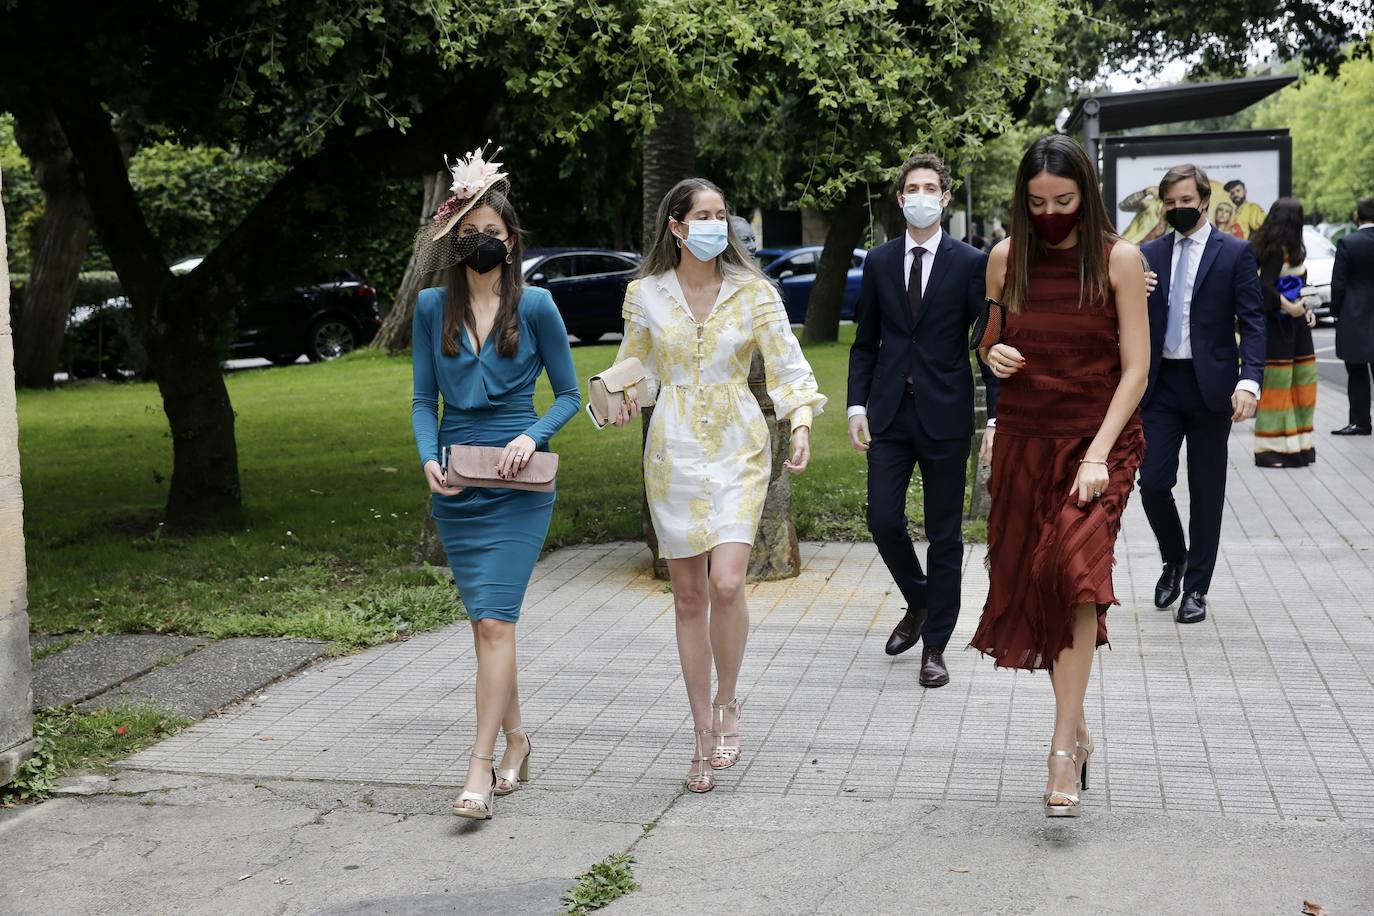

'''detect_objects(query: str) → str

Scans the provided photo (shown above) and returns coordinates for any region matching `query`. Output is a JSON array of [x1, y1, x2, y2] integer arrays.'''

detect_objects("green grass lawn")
[[19, 324, 944, 645]]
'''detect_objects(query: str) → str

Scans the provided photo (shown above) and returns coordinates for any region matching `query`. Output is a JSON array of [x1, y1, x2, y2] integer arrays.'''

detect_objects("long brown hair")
[[1003, 135, 1119, 314], [442, 192, 524, 358], [639, 178, 765, 284], [1250, 197, 1306, 268]]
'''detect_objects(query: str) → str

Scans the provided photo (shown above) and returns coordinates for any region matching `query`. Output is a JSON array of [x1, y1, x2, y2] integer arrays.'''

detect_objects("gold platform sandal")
[[1043, 748, 1082, 818], [710, 698, 743, 770], [452, 751, 497, 820], [687, 728, 715, 793], [494, 726, 532, 797]]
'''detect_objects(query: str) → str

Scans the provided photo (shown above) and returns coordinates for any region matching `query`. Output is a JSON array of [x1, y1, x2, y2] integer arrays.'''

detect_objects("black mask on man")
[[1165, 207, 1202, 234], [464, 234, 509, 274]]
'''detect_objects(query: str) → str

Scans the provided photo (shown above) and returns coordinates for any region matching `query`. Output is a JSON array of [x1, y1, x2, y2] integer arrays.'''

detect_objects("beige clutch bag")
[[443, 445, 558, 492], [586, 357, 658, 428]]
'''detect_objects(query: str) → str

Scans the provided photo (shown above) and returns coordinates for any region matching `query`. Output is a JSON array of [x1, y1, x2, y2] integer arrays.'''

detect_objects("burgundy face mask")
[[1031, 208, 1081, 245]]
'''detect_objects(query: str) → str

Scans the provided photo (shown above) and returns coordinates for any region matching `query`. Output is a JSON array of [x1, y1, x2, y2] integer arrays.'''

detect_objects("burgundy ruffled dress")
[[970, 243, 1145, 671]]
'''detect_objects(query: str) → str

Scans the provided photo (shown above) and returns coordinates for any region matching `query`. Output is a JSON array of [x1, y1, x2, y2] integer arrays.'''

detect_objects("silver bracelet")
[[1079, 459, 1108, 466]]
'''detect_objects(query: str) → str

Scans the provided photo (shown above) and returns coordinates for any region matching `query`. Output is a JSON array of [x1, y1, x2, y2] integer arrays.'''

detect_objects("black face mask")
[[464, 234, 509, 274], [1165, 207, 1202, 234]]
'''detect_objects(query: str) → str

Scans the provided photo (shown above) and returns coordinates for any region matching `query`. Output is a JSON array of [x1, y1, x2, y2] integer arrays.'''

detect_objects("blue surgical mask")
[[902, 193, 944, 229], [680, 219, 729, 262]]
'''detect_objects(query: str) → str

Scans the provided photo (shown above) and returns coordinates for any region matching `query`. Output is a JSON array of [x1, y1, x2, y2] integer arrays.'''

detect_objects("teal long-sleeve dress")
[[411, 286, 580, 622]]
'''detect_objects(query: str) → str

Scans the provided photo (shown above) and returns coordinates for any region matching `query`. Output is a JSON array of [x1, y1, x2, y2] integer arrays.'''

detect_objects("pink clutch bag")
[[443, 445, 558, 492]]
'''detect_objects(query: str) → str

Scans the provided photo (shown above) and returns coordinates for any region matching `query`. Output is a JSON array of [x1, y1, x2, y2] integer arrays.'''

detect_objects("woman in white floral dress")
[[613, 178, 826, 792]]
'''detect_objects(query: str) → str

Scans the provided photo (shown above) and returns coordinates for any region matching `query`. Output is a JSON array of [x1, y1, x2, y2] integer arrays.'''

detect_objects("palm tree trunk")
[[640, 106, 697, 578], [0, 162, 37, 787], [373, 171, 448, 354], [641, 106, 697, 247]]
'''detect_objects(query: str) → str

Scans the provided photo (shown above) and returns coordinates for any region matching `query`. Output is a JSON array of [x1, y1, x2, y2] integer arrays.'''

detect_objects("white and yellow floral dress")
[[616, 270, 827, 559]]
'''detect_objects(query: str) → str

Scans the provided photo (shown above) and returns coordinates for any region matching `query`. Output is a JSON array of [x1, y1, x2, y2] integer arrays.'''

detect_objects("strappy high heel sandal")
[[1043, 748, 1082, 818], [687, 728, 715, 793], [1076, 731, 1095, 791], [494, 726, 532, 797], [710, 698, 742, 770], [452, 751, 497, 820]]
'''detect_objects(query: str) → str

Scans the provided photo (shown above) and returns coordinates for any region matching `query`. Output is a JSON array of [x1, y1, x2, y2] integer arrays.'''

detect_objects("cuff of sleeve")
[[986, 418, 997, 427], [846, 405, 867, 418], [788, 407, 814, 430], [1235, 380, 1261, 398]]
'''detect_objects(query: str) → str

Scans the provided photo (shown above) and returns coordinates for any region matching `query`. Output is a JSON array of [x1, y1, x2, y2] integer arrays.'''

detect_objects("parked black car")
[[64, 257, 382, 378], [522, 247, 640, 341]]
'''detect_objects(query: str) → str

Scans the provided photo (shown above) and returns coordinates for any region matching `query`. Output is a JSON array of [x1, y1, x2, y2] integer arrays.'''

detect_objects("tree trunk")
[[11, 105, 92, 389], [148, 286, 243, 530], [0, 163, 37, 787], [746, 352, 799, 579], [640, 106, 697, 575], [641, 106, 696, 246], [373, 171, 448, 355], [803, 182, 870, 343]]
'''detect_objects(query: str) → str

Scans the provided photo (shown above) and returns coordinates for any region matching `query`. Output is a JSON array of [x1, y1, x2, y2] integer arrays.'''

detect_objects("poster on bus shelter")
[[1102, 130, 1292, 244]]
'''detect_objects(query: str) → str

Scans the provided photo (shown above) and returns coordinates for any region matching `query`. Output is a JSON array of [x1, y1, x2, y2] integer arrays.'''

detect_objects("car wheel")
[[306, 317, 358, 361], [269, 353, 302, 366]]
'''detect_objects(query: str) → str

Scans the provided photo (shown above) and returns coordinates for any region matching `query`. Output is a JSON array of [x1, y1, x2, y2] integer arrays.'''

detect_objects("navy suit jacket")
[[1141, 229, 1265, 413], [847, 232, 998, 439]]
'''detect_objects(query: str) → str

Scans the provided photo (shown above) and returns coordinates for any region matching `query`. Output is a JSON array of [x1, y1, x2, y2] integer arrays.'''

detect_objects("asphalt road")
[[1313, 323, 1345, 391]]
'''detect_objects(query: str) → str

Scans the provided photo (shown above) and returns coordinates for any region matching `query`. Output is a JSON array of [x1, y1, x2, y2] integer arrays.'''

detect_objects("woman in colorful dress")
[[411, 149, 580, 820], [971, 135, 1150, 817], [1251, 197, 1319, 468], [612, 178, 826, 792]]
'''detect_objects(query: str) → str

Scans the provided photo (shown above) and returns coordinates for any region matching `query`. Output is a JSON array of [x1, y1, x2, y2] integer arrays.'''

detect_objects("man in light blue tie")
[[1138, 163, 1266, 625]]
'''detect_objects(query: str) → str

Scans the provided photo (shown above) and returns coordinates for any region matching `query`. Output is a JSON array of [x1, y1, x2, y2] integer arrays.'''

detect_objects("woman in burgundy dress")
[[972, 135, 1150, 817]]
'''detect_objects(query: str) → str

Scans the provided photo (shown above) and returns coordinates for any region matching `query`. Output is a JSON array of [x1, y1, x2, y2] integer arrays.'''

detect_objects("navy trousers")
[[1139, 359, 1233, 595], [866, 392, 970, 651]]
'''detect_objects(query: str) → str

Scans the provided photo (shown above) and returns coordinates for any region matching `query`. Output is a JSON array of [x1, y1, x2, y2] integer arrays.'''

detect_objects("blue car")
[[523, 247, 641, 341], [756, 246, 867, 323]]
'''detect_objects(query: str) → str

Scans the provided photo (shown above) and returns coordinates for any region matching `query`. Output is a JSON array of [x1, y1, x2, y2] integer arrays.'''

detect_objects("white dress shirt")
[[1163, 219, 1260, 398], [904, 227, 941, 296]]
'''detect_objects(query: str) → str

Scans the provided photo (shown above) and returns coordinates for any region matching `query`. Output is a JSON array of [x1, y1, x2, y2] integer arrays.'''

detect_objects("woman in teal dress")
[[410, 150, 579, 820]]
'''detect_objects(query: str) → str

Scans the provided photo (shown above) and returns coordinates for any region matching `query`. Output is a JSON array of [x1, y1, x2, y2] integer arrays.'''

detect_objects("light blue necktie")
[[1164, 236, 1193, 354]]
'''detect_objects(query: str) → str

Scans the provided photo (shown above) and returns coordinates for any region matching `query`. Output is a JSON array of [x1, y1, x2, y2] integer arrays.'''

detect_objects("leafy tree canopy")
[[1245, 42, 1374, 220]]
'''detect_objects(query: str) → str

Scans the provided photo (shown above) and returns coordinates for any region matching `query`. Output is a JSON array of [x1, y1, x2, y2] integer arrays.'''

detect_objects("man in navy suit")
[[1139, 163, 1266, 624], [847, 153, 998, 687]]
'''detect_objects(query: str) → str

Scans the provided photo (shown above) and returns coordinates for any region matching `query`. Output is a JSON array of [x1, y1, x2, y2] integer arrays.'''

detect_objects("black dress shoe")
[[1332, 424, 1373, 436], [1154, 561, 1185, 609], [1176, 591, 1207, 624], [919, 647, 950, 687], [885, 607, 927, 656]]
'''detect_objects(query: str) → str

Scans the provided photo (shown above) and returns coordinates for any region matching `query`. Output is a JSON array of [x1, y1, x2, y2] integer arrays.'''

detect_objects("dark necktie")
[[907, 248, 924, 325]]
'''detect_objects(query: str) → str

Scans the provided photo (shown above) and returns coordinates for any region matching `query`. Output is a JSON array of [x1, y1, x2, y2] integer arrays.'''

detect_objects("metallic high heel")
[[687, 728, 715, 793], [453, 751, 497, 820], [710, 698, 742, 770], [1043, 749, 1082, 818], [1076, 731, 1095, 791], [494, 726, 532, 797]]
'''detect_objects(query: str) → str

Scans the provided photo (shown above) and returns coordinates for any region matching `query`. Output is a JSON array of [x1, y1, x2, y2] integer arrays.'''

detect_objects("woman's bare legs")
[[707, 543, 751, 744], [459, 617, 517, 809], [1046, 604, 1098, 799], [667, 555, 713, 733]]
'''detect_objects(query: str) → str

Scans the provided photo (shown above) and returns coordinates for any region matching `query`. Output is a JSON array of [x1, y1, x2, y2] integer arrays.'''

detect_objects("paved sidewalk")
[[3, 386, 1373, 914]]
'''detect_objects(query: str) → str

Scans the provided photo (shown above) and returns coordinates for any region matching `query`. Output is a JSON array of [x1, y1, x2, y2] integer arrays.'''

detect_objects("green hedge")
[[8, 271, 124, 313]]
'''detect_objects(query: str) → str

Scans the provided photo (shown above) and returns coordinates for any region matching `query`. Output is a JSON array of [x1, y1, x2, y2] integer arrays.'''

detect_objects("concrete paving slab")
[[606, 797, 1374, 916], [79, 637, 330, 718], [0, 779, 648, 916], [31, 634, 205, 709]]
